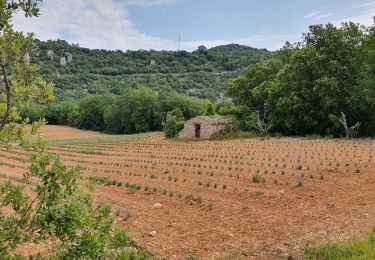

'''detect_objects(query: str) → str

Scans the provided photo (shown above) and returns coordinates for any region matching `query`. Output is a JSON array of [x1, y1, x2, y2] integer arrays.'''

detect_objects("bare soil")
[[1, 126, 374, 259], [39, 125, 108, 139]]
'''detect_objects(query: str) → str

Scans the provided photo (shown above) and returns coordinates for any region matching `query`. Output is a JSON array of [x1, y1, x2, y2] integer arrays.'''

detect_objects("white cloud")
[[333, 7, 375, 26], [124, 0, 184, 7], [335, 13, 375, 27], [303, 11, 333, 20], [332, 1, 374, 26], [303, 11, 322, 19], [313, 13, 333, 20], [13, 0, 176, 50], [12, 0, 287, 52], [354, 1, 375, 8]]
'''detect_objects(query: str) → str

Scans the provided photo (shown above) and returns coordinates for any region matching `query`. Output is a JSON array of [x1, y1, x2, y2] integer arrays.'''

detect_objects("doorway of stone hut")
[[195, 124, 201, 138]]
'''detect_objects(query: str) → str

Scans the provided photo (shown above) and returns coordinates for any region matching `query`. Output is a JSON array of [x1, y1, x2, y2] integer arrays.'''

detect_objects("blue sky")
[[13, 0, 375, 51]]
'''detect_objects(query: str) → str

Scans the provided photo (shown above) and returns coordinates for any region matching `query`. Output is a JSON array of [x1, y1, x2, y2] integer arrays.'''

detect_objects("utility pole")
[[178, 34, 181, 51]]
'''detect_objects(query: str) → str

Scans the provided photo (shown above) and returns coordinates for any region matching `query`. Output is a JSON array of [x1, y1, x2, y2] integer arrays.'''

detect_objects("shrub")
[[163, 108, 185, 138], [252, 173, 263, 183]]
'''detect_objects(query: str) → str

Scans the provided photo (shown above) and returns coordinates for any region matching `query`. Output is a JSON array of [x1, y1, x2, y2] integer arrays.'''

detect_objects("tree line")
[[22, 20, 375, 138], [21, 87, 209, 134], [227, 20, 375, 137]]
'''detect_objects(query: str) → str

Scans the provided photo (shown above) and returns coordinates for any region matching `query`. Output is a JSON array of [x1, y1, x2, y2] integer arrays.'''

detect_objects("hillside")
[[32, 40, 272, 99]]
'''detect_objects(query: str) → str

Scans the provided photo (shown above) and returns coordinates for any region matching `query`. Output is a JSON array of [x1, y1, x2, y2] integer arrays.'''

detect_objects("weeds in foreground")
[[304, 228, 375, 259]]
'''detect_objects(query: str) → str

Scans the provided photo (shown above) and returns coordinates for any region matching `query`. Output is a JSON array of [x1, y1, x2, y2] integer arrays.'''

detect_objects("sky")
[[13, 0, 375, 52]]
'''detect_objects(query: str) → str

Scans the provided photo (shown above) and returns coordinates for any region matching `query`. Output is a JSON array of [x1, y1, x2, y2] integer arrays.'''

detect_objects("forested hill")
[[32, 39, 272, 99]]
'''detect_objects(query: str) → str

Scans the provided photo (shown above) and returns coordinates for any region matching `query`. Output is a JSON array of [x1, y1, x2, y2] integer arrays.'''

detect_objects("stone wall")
[[178, 119, 226, 139]]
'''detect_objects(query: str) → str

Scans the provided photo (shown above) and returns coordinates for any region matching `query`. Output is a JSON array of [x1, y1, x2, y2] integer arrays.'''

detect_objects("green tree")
[[104, 87, 160, 134], [216, 98, 236, 116], [71, 94, 115, 131], [227, 59, 282, 131], [204, 100, 215, 115], [0, 2, 148, 258], [228, 20, 375, 137], [163, 108, 184, 138]]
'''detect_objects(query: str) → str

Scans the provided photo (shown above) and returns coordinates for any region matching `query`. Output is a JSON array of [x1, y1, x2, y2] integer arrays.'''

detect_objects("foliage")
[[31, 40, 272, 99], [228, 20, 375, 137], [104, 87, 160, 134], [21, 87, 206, 134], [0, 130, 149, 258], [70, 94, 115, 131], [163, 108, 185, 138], [0, 29, 54, 130], [216, 98, 237, 116], [21, 101, 79, 126], [304, 228, 375, 260], [204, 100, 216, 115], [0, 2, 148, 259]]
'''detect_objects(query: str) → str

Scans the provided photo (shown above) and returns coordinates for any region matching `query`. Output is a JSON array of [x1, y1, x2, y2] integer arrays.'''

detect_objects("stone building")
[[178, 115, 229, 139]]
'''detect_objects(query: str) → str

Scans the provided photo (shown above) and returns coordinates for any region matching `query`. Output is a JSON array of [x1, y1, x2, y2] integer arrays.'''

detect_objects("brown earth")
[[1, 125, 374, 259], [39, 125, 108, 139]]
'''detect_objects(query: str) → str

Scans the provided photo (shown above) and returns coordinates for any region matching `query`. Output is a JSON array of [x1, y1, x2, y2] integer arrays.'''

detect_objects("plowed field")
[[1, 126, 374, 259]]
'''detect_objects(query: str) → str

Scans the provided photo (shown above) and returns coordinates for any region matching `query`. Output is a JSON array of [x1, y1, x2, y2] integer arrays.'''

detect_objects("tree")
[[0, 30, 54, 130], [329, 112, 360, 138], [216, 98, 236, 116], [71, 94, 115, 131], [204, 100, 215, 115], [0, 2, 148, 258], [104, 87, 160, 134], [197, 45, 208, 55], [0, 1, 54, 131], [252, 102, 272, 134], [227, 20, 375, 137], [275, 22, 369, 136], [227, 59, 282, 131], [163, 108, 184, 138]]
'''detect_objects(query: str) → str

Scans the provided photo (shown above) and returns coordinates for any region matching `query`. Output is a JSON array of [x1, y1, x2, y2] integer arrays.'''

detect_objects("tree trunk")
[[345, 128, 350, 139], [0, 65, 11, 131], [338, 112, 360, 139]]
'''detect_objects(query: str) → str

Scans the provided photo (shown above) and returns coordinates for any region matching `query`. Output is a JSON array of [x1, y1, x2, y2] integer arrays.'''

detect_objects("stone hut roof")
[[186, 115, 229, 125]]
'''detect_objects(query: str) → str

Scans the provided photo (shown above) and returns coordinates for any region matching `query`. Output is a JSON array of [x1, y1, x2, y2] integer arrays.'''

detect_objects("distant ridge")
[[32, 39, 273, 99]]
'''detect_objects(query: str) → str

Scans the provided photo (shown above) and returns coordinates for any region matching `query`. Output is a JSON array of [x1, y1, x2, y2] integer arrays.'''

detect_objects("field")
[[1, 126, 375, 259]]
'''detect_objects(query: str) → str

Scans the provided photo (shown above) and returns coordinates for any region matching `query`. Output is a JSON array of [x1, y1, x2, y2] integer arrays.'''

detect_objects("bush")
[[163, 108, 185, 138], [252, 173, 264, 183]]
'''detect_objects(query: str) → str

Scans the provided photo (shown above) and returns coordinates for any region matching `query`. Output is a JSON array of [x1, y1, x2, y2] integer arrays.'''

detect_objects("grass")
[[304, 229, 375, 259], [49, 132, 158, 146], [89, 176, 110, 185], [78, 150, 107, 155]]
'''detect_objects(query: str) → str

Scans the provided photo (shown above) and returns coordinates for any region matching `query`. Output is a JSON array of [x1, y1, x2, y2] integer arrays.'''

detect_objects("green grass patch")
[[88, 176, 110, 185], [304, 229, 375, 259], [49, 132, 159, 146], [78, 150, 107, 155]]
